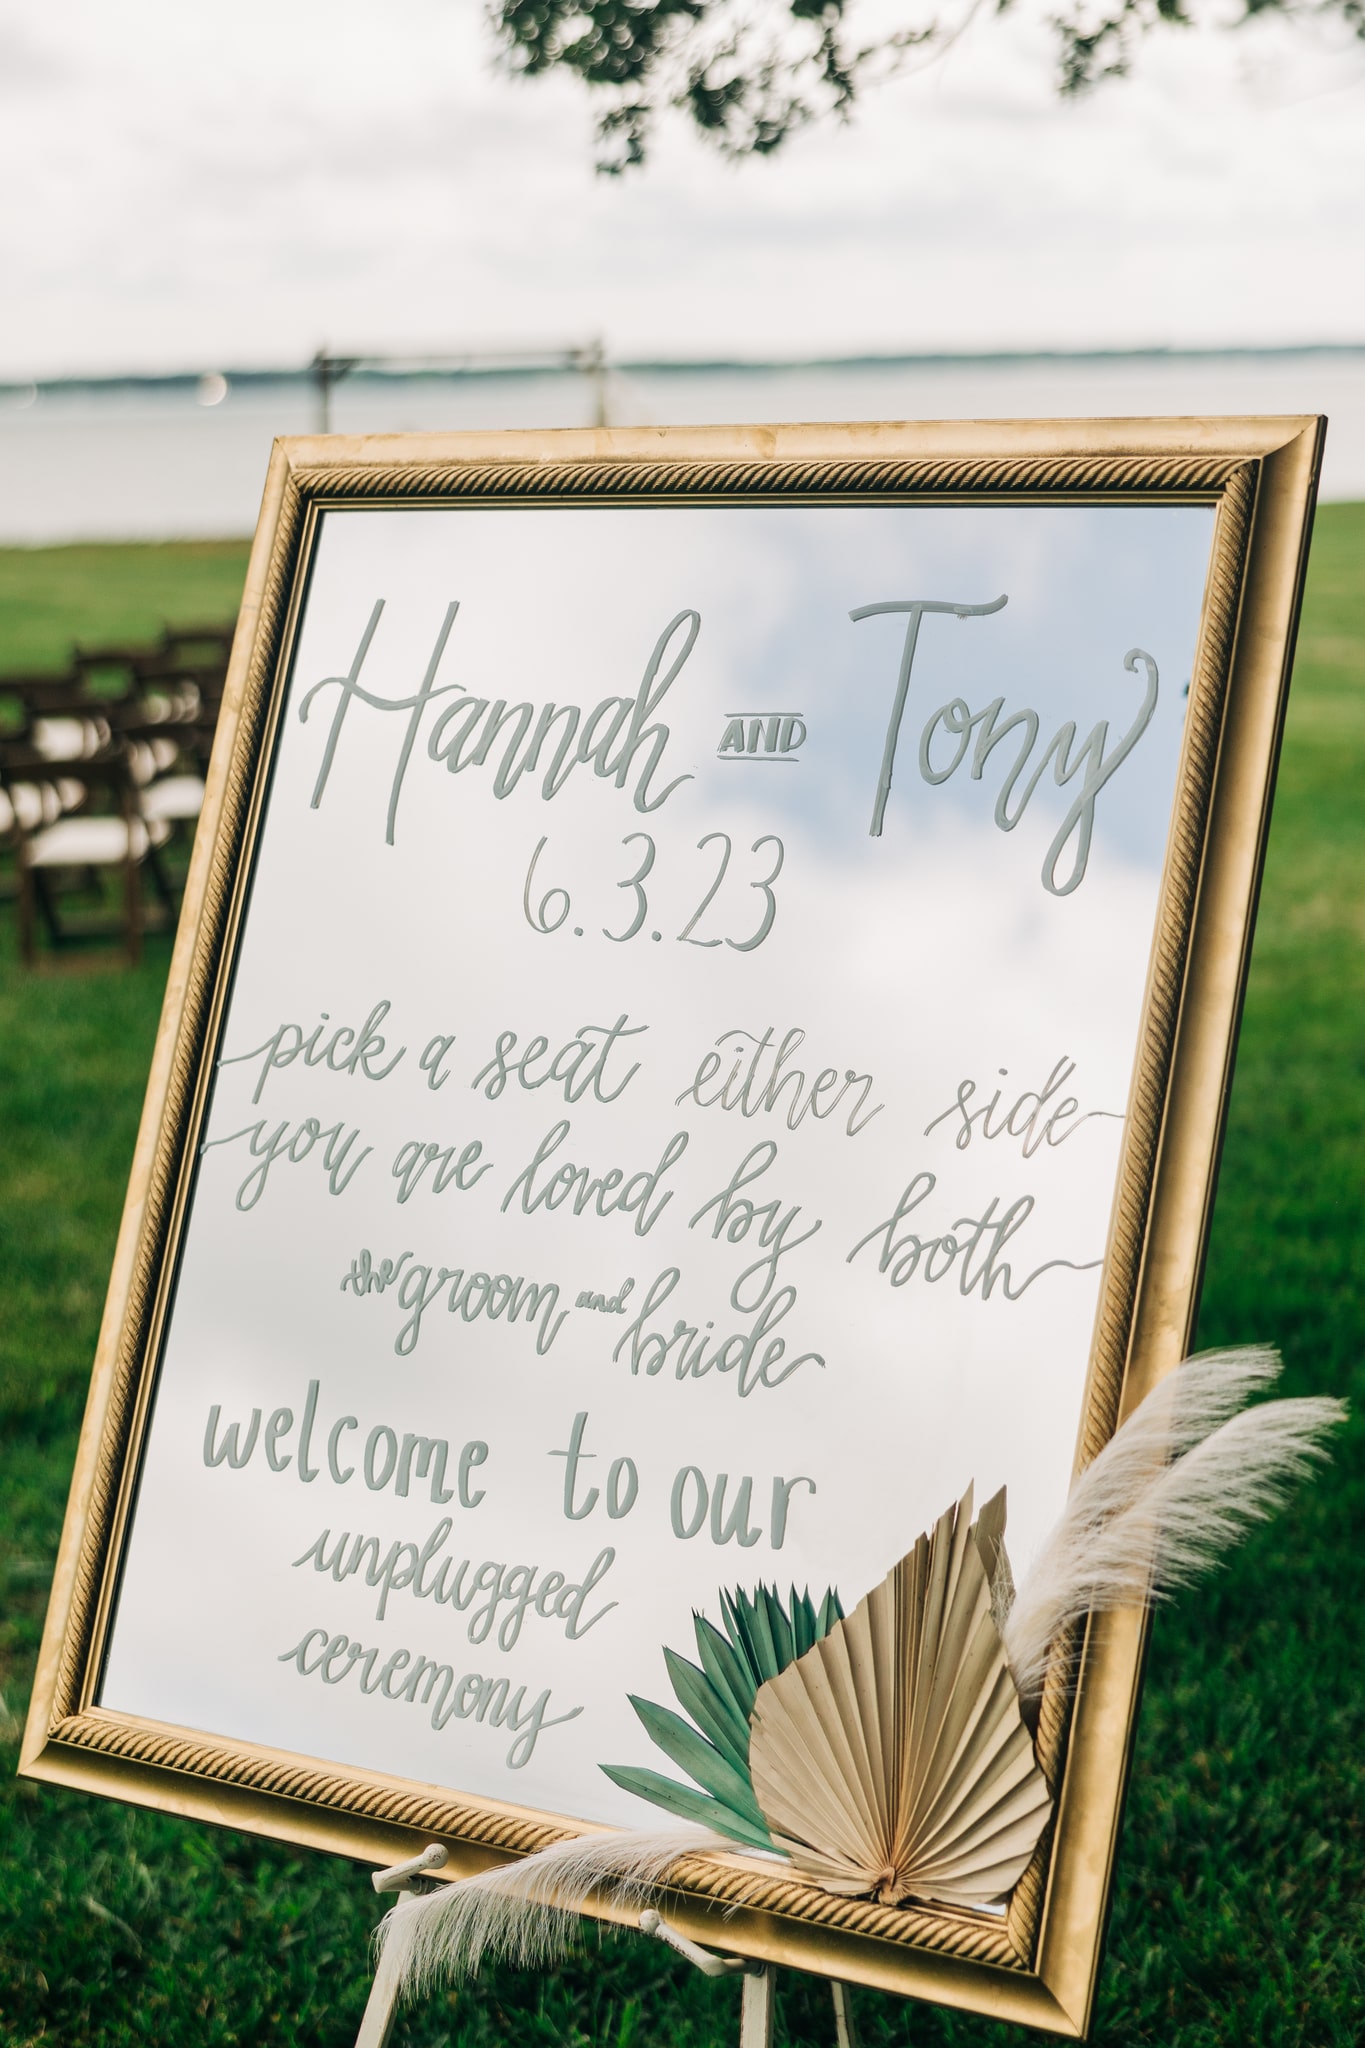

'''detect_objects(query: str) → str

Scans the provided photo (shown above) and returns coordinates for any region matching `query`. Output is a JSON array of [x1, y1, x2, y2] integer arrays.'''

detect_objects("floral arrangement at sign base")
[[375, 1348, 1345, 2000], [601, 1580, 847, 1854]]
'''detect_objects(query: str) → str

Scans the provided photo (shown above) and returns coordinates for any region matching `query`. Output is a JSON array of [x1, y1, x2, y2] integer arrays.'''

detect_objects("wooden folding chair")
[[107, 708, 207, 869], [2, 743, 174, 967]]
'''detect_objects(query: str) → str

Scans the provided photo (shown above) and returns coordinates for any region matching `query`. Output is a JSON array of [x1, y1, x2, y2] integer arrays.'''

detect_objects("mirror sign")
[[22, 420, 1323, 2038]]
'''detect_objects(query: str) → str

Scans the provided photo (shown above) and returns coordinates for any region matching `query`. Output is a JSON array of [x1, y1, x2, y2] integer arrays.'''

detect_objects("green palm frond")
[[596, 1767, 778, 1854], [663, 1647, 749, 1773], [602, 1580, 844, 1849]]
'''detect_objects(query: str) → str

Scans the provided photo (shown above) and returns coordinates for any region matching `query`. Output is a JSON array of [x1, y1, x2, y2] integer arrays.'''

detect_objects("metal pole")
[[311, 349, 359, 434], [311, 350, 331, 435], [580, 337, 609, 429]]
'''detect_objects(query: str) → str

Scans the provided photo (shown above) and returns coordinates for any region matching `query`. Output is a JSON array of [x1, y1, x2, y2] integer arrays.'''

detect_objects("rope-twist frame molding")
[[46, 444, 1260, 1979]]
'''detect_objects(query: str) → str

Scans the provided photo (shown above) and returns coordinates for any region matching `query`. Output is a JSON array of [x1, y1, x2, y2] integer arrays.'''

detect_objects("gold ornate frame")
[[21, 417, 1324, 2037]]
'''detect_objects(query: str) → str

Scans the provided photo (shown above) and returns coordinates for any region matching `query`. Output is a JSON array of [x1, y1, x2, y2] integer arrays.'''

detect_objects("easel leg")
[[354, 1844, 450, 2048], [832, 1981, 859, 2048], [354, 1952, 404, 2048], [740, 1967, 774, 2048]]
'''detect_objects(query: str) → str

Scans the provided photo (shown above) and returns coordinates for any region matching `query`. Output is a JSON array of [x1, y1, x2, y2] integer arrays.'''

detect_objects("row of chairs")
[[0, 623, 233, 966]]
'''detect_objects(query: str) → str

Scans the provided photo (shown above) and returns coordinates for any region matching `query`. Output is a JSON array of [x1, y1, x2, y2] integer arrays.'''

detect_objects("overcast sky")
[[3, 0, 1364, 379]]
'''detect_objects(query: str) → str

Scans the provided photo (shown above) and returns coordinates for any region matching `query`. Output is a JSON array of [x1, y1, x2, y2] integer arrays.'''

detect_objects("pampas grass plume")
[[376, 1826, 735, 1998], [1002, 1347, 1346, 1700]]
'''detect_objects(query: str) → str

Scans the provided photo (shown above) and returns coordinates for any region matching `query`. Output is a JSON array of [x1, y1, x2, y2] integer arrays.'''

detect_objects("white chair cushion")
[[140, 774, 205, 823], [28, 814, 170, 866], [127, 737, 183, 785], [33, 716, 98, 761], [2, 780, 54, 831]]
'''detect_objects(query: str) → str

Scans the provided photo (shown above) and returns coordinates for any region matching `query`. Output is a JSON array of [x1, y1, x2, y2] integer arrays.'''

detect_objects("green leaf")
[[710, 1580, 844, 1700], [817, 1587, 845, 1635], [694, 1613, 759, 1727], [761, 1583, 794, 1668], [717, 1587, 749, 1673], [663, 1647, 751, 1772], [723, 1586, 777, 1684], [791, 1586, 817, 1659], [611, 1584, 847, 1865], [599, 1766, 776, 1852], [627, 1696, 767, 1827], [742, 1586, 781, 1679]]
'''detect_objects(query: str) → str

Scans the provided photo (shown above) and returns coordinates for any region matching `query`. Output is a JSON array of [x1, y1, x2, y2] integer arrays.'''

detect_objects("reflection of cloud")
[[659, 502, 1211, 883], [0, 24, 72, 94]]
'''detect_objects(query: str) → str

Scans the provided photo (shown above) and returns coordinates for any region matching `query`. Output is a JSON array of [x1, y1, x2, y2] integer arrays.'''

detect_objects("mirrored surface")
[[102, 499, 1215, 1828]]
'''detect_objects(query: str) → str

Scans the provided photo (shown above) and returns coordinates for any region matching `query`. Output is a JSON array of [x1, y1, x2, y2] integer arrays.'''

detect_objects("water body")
[[1, 349, 1361, 544]]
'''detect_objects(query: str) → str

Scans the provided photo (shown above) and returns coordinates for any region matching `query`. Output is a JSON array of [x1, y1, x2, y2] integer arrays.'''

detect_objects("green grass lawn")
[[0, 541, 251, 675], [2, 524, 1363, 2047]]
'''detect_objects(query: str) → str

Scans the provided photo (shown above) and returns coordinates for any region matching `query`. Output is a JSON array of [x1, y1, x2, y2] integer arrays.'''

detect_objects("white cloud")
[[2, 0, 1363, 376]]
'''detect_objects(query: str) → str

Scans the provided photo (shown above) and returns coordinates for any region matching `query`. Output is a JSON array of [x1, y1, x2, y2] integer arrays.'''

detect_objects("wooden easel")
[[354, 1847, 859, 2048], [354, 1845, 449, 2048], [637, 1906, 859, 2048]]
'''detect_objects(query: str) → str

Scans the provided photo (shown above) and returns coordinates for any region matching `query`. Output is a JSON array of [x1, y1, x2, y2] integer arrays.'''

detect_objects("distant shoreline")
[[5, 351, 1363, 537], [6, 341, 1365, 401]]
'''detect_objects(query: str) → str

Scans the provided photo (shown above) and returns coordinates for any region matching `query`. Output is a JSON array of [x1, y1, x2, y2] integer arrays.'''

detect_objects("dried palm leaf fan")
[[748, 1486, 1052, 1908]]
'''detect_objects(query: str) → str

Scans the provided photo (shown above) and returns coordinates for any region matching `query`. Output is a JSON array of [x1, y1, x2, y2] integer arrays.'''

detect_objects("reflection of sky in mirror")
[[289, 502, 1209, 882], [101, 498, 1214, 1830], [730, 504, 1205, 878]]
